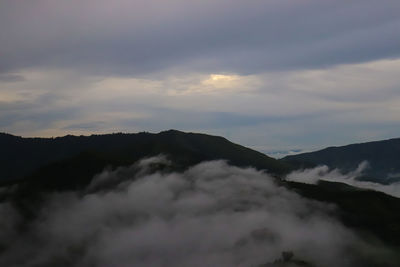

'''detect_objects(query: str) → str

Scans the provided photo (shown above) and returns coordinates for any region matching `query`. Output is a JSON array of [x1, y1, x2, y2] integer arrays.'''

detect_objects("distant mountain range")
[[283, 138, 400, 184], [3, 131, 399, 186]]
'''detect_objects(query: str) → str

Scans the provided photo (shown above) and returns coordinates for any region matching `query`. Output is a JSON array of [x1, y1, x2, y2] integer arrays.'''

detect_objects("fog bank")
[[286, 161, 400, 198], [0, 157, 396, 266]]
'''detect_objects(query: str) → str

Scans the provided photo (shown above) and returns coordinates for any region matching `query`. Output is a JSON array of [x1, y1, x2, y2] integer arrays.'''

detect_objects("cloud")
[[1, 1, 400, 153], [0, 74, 24, 83], [0, 0, 399, 76], [285, 161, 400, 198], [2, 58, 400, 152], [0, 157, 397, 266]]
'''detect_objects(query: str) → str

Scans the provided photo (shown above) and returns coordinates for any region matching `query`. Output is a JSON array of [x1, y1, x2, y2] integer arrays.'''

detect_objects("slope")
[[282, 138, 400, 184], [0, 130, 290, 189]]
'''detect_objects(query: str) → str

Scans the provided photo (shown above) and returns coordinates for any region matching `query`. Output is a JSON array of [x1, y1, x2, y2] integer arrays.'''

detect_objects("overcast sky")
[[1, 0, 400, 153]]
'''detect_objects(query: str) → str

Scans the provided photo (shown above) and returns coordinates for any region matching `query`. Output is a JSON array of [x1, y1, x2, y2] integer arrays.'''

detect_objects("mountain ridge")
[[1, 130, 400, 249], [0, 130, 290, 187], [282, 137, 400, 184]]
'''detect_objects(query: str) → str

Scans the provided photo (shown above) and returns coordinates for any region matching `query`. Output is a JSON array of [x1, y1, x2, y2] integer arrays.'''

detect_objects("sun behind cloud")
[[203, 74, 240, 88]]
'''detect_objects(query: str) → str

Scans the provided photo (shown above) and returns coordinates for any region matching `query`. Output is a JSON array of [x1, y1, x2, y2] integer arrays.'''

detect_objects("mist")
[[0, 157, 397, 266], [285, 161, 400, 198]]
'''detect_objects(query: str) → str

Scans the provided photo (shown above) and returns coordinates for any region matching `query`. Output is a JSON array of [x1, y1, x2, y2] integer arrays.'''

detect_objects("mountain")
[[0, 130, 290, 189], [286, 180, 400, 247], [282, 138, 400, 184], [1, 130, 400, 264]]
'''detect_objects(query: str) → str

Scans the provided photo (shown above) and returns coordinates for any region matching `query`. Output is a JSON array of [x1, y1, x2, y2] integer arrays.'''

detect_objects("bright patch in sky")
[[207, 74, 237, 83]]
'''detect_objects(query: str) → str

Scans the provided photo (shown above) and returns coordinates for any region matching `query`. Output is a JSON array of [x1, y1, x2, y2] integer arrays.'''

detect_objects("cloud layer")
[[1, 58, 400, 152], [0, 157, 397, 266], [1, 0, 399, 76], [285, 161, 400, 198], [1, 0, 400, 150]]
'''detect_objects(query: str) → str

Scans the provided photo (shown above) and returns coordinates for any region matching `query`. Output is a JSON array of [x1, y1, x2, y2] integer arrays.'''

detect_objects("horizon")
[[2, 2, 400, 263], [2, 129, 399, 159], [1, 0, 400, 153]]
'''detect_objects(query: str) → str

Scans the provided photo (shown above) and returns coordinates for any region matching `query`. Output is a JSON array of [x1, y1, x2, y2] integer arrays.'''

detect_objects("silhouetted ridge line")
[[282, 137, 400, 184], [0, 130, 290, 188]]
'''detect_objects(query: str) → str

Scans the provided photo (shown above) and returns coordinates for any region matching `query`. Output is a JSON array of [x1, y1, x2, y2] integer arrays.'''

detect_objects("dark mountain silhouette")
[[286, 180, 400, 247], [1, 130, 400, 250], [282, 138, 400, 184], [0, 130, 289, 189]]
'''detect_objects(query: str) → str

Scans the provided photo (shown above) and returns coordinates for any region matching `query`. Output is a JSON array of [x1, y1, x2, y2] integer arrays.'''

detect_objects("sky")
[[1, 0, 400, 154]]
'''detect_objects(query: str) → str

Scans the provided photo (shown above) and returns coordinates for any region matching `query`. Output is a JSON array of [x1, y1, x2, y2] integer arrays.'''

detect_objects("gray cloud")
[[0, 74, 25, 83], [0, 157, 397, 266], [0, 0, 399, 76]]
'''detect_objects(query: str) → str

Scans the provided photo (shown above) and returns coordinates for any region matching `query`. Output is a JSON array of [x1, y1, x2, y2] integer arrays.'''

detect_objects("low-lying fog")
[[285, 161, 400, 198], [0, 157, 397, 267]]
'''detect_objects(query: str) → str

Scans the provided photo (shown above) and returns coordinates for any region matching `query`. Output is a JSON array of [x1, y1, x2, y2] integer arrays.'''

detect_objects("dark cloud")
[[0, 0, 399, 76], [0, 95, 82, 130], [119, 109, 291, 129], [0, 74, 25, 83]]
